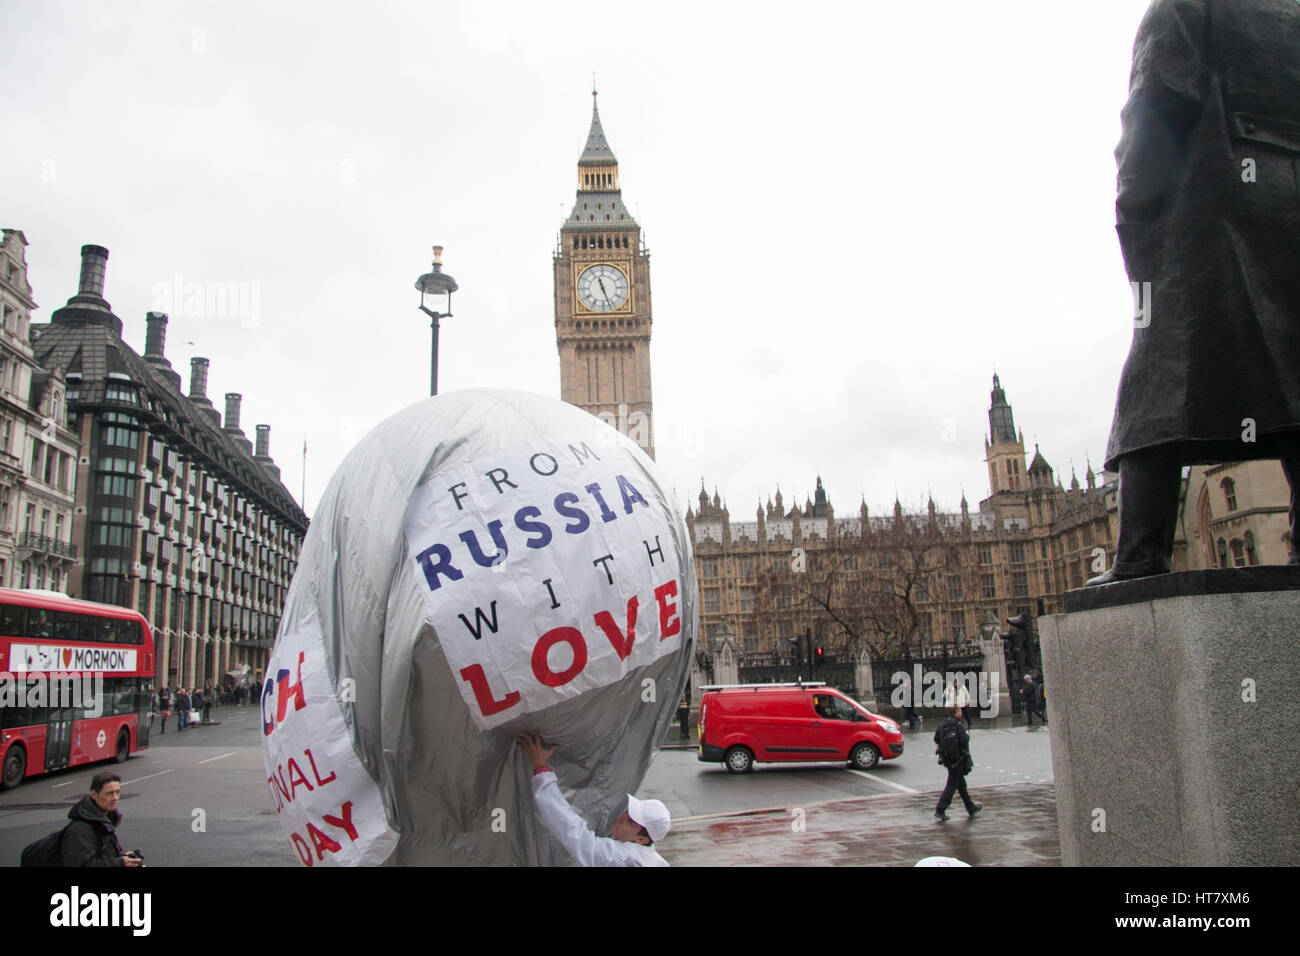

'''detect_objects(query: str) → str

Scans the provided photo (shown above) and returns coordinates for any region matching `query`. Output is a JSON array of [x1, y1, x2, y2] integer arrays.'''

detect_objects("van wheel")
[[1, 744, 26, 790], [724, 746, 754, 774], [114, 730, 130, 764], [850, 743, 880, 771]]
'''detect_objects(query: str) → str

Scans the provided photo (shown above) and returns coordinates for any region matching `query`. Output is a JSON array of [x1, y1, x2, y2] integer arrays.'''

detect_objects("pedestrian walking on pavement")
[[158, 687, 170, 734], [1021, 674, 1046, 728], [934, 705, 982, 821]]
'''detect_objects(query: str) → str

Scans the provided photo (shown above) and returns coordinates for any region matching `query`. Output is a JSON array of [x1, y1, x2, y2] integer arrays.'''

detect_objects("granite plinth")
[[1042, 573, 1300, 866]]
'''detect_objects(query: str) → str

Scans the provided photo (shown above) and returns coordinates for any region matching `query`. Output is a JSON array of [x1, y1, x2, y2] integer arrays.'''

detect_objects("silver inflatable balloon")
[[261, 390, 697, 865]]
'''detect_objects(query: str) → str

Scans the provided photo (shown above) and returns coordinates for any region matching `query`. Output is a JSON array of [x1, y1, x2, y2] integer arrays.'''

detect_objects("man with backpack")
[[21, 772, 142, 866], [933, 705, 982, 821], [61, 772, 142, 866]]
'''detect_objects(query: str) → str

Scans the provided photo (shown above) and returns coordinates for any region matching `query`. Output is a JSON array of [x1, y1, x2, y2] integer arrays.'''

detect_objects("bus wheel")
[[1, 744, 26, 790], [114, 730, 130, 764]]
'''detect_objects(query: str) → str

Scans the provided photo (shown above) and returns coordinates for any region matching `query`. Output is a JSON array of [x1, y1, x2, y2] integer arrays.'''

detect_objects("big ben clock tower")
[[555, 89, 655, 459]]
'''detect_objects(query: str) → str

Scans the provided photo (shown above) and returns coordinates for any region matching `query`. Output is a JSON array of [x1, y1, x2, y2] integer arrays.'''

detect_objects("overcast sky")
[[2, 0, 1154, 522]]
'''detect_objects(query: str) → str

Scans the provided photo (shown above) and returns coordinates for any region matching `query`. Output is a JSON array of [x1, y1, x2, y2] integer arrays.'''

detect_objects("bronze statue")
[[1088, 0, 1300, 585]]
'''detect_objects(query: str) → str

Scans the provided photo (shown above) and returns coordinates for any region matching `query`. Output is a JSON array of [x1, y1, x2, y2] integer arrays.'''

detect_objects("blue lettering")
[[460, 519, 509, 568], [416, 542, 464, 591], [616, 474, 649, 513], [514, 506, 553, 550], [585, 482, 617, 523], [554, 492, 590, 534]]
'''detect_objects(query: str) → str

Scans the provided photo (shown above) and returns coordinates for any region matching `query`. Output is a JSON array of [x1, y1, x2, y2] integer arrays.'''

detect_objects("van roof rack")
[[700, 681, 828, 692]]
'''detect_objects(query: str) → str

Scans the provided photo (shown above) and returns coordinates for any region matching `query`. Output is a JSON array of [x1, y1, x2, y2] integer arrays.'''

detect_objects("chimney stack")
[[77, 245, 109, 298], [142, 310, 181, 390], [51, 243, 121, 332], [224, 392, 243, 433], [190, 357, 210, 401], [189, 358, 221, 425], [254, 424, 281, 480], [144, 311, 168, 358]]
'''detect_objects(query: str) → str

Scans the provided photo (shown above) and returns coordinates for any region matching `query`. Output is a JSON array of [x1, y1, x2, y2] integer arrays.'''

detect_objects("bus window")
[[26, 609, 51, 639], [1, 704, 38, 729], [53, 612, 78, 641], [103, 678, 138, 716], [0, 603, 23, 636]]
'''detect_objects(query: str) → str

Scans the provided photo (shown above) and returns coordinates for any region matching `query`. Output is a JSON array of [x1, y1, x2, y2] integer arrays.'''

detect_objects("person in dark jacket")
[[176, 689, 190, 731], [933, 706, 982, 821], [158, 687, 170, 734], [1021, 674, 1047, 727], [61, 772, 141, 867], [1090, 0, 1300, 584]]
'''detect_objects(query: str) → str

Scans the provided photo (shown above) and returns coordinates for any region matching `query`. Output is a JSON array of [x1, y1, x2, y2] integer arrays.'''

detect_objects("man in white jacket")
[[516, 731, 670, 867]]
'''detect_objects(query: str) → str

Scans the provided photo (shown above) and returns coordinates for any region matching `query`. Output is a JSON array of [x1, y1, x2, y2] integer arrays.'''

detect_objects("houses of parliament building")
[[553, 97, 1293, 663]]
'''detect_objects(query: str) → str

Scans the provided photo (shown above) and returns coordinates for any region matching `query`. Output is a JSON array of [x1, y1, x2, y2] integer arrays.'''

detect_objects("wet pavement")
[[661, 781, 1061, 866]]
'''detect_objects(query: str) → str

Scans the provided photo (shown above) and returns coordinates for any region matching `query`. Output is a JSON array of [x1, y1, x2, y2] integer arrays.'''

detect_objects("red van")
[[697, 682, 903, 773]]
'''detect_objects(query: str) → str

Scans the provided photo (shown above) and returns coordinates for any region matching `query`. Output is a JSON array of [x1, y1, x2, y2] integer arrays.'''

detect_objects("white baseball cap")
[[626, 794, 671, 842]]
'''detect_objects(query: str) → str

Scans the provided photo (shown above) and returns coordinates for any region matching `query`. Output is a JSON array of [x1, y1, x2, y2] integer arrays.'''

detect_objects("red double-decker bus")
[[0, 588, 154, 790]]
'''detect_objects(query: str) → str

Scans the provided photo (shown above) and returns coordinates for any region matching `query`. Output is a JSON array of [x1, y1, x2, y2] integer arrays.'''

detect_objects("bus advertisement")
[[0, 588, 155, 790]]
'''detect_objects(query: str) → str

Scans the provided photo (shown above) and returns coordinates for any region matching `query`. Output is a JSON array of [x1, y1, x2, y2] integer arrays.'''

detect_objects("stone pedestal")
[[978, 633, 1013, 721], [1041, 568, 1300, 866], [855, 648, 878, 710]]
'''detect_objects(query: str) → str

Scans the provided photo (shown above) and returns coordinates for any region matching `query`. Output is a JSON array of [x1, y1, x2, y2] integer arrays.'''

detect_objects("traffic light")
[[813, 646, 825, 666]]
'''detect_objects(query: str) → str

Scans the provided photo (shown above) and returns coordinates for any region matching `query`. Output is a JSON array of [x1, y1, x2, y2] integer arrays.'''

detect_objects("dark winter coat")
[[1104, 0, 1300, 470], [60, 795, 125, 867], [933, 716, 974, 775]]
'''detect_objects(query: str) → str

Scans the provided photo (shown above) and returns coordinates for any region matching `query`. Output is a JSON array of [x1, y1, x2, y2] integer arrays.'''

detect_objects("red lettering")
[[261, 677, 275, 736], [286, 758, 314, 799], [322, 800, 358, 842], [290, 832, 313, 867], [594, 596, 639, 660], [267, 776, 286, 813], [655, 580, 680, 640], [531, 626, 588, 687], [275, 652, 308, 726], [306, 822, 342, 861], [270, 768, 291, 806], [305, 748, 337, 787], [459, 664, 522, 717]]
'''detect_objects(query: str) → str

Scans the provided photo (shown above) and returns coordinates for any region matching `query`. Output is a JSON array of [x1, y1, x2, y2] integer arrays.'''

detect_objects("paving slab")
[[662, 781, 1060, 866]]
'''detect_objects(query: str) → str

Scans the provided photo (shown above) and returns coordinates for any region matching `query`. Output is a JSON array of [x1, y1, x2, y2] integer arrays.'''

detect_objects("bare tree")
[[758, 506, 965, 660]]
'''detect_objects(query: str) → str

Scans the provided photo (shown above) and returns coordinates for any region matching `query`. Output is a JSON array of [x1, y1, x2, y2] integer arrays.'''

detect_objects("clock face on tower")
[[576, 263, 629, 312]]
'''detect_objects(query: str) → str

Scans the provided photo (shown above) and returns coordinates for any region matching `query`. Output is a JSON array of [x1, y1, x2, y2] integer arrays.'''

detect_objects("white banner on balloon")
[[261, 613, 400, 866], [404, 433, 685, 730]]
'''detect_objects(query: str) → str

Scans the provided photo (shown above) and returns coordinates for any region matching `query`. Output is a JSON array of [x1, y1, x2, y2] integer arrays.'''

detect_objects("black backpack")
[[20, 826, 67, 867], [937, 721, 964, 768]]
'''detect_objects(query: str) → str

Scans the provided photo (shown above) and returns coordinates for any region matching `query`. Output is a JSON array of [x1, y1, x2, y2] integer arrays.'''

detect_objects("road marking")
[[51, 780, 77, 789], [199, 751, 237, 765], [846, 769, 919, 793], [122, 769, 175, 786]]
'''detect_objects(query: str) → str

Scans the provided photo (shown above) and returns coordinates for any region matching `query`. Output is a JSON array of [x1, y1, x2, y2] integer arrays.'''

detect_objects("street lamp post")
[[414, 245, 458, 396]]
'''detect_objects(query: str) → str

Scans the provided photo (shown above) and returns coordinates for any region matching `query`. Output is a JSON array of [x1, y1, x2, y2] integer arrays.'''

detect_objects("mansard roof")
[[32, 317, 307, 531]]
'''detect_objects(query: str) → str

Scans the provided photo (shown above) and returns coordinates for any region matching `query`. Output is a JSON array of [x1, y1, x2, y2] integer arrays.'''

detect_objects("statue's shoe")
[[1085, 565, 1168, 587]]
